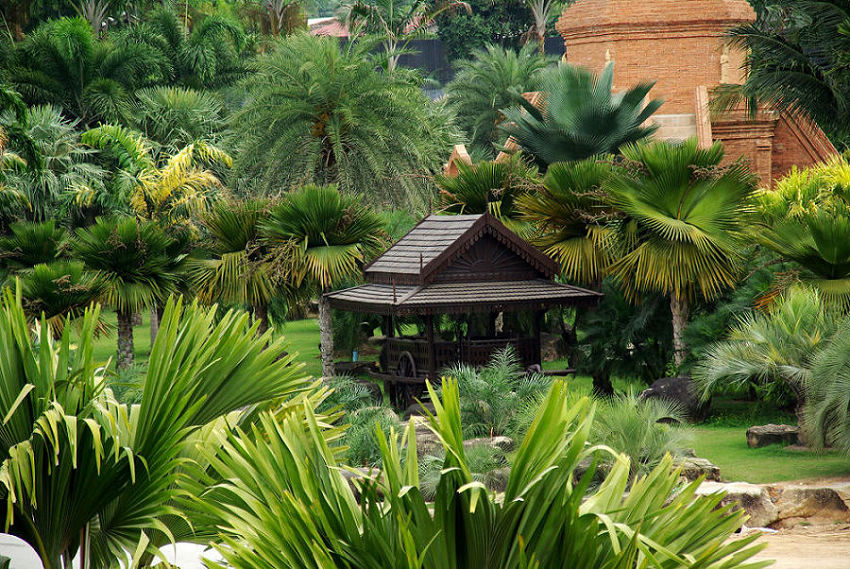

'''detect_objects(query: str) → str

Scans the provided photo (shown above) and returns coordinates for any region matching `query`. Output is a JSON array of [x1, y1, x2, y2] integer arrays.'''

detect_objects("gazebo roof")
[[327, 213, 601, 315]]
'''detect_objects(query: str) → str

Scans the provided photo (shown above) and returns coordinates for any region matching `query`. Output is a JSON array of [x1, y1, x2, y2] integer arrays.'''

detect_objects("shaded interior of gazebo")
[[326, 214, 601, 404]]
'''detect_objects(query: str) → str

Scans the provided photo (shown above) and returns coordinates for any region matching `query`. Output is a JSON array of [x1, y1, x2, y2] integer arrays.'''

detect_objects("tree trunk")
[[318, 289, 334, 378], [538, 32, 545, 54], [592, 369, 614, 397], [116, 309, 134, 370], [670, 293, 689, 369], [253, 302, 269, 336], [150, 303, 160, 347]]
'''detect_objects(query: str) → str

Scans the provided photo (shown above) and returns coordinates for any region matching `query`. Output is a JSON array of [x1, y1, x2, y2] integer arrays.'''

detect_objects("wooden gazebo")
[[325, 214, 601, 405]]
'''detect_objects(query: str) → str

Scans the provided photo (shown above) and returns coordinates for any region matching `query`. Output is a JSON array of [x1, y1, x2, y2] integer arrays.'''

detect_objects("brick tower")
[[556, 0, 836, 183]]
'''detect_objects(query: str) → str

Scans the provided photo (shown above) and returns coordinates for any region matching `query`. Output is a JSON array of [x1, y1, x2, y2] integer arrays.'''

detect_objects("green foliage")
[[499, 62, 662, 167], [592, 392, 692, 480], [0, 292, 311, 569], [0, 220, 67, 275], [693, 287, 835, 409], [418, 443, 506, 500], [805, 317, 850, 453], [72, 216, 183, 315], [445, 44, 549, 154], [442, 347, 553, 437], [435, 0, 529, 60], [199, 378, 768, 569], [230, 33, 457, 208], [716, 0, 850, 148], [606, 139, 756, 303], [345, 405, 402, 466], [436, 154, 538, 235]]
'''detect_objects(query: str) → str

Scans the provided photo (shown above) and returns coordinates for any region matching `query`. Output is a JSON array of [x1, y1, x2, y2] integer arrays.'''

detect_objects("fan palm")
[[18, 261, 107, 337], [499, 62, 662, 168], [606, 139, 757, 367], [229, 33, 456, 208], [263, 185, 386, 377], [0, 291, 310, 569], [199, 378, 768, 569], [7, 17, 169, 125], [0, 220, 67, 276], [517, 157, 616, 285], [71, 216, 183, 368], [694, 287, 835, 427], [445, 44, 548, 155], [190, 199, 276, 333], [715, 0, 850, 147], [436, 154, 538, 236]]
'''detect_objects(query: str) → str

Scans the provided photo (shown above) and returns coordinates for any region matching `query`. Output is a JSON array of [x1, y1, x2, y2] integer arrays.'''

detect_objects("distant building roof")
[[309, 17, 348, 37]]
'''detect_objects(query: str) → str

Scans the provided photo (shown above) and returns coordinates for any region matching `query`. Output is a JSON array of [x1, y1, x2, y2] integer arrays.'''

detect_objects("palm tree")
[[198, 379, 765, 569], [436, 154, 538, 236], [499, 62, 662, 167], [694, 287, 834, 428], [190, 199, 276, 334], [7, 17, 169, 125], [715, 0, 850, 148], [229, 33, 456, 208], [525, 0, 559, 53], [263, 185, 386, 377], [606, 139, 757, 367], [341, 0, 470, 72], [445, 43, 548, 154], [517, 157, 617, 285], [0, 220, 67, 276], [0, 291, 310, 569], [18, 261, 107, 337], [71, 216, 183, 368]]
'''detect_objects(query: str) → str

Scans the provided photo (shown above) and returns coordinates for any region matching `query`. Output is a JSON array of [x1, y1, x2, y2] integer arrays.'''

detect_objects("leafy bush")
[[442, 347, 552, 437], [201, 380, 767, 569], [343, 405, 402, 467], [419, 443, 507, 501]]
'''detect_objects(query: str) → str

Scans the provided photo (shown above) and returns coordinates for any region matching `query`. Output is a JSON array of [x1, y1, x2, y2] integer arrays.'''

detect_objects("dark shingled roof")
[[326, 280, 602, 315], [364, 214, 559, 285]]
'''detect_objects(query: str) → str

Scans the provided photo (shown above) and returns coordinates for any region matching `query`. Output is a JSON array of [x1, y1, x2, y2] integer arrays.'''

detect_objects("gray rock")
[[410, 415, 443, 457], [696, 481, 779, 527], [639, 376, 709, 421], [674, 456, 721, 482], [463, 436, 515, 454], [485, 467, 511, 492], [746, 424, 801, 448]]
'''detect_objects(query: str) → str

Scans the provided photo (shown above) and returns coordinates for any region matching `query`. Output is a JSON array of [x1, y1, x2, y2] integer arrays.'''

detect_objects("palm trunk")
[[537, 32, 545, 54], [116, 309, 135, 370], [318, 289, 334, 378], [670, 293, 689, 370], [253, 302, 269, 336]]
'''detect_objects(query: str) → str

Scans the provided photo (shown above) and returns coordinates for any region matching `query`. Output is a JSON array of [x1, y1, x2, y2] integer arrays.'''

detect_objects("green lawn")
[[93, 315, 850, 484]]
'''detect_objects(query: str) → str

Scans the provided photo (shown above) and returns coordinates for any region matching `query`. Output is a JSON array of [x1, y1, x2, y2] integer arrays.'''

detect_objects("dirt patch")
[[736, 525, 850, 569]]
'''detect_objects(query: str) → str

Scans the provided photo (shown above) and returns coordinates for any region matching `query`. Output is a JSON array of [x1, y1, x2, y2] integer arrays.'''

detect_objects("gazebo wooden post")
[[425, 314, 437, 379], [382, 315, 394, 338], [533, 310, 544, 367]]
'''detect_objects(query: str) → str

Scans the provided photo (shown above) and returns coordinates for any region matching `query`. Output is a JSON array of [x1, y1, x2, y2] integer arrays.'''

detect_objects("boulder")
[[696, 481, 779, 527], [746, 424, 801, 448], [410, 415, 443, 457], [403, 401, 436, 419], [639, 376, 709, 421], [485, 467, 511, 492], [340, 467, 382, 500], [675, 456, 721, 482], [765, 483, 850, 526], [463, 436, 515, 454]]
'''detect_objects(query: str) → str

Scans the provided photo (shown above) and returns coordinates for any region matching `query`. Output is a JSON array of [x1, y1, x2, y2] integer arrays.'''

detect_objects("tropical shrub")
[[0, 292, 310, 569], [499, 62, 662, 167], [229, 33, 457, 208], [445, 44, 548, 154], [199, 379, 768, 569]]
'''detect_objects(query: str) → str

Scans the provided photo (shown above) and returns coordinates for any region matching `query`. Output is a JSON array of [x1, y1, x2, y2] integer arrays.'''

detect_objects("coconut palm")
[[499, 62, 662, 168], [229, 33, 456, 208], [7, 17, 169, 125], [606, 139, 757, 367], [18, 261, 107, 337], [436, 154, 538, 236], [715, 0, 850, 148], [198, 379, 767, 569], [445, 43, 548, 155], [263, 185, 386, 377], [71, 216, 183, 368], [190, 199, 276, 333], [0, 291, 310, 569]]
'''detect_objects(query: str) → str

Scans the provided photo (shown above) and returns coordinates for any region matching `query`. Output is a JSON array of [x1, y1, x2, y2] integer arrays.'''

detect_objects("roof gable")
[[364, 214, 558, 285]]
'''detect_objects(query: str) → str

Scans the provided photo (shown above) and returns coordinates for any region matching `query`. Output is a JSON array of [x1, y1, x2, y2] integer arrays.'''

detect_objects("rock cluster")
[[746, 424, 801, 448]]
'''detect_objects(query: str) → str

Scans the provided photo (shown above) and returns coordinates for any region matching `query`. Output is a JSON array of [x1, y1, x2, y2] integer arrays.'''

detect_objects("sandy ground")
[[737, 525, 850, 569]]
